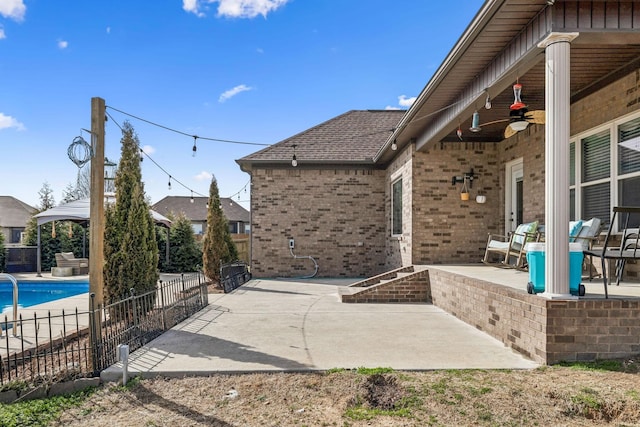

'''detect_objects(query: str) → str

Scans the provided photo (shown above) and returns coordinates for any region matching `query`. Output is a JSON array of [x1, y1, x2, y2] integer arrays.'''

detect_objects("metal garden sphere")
[[68, 136, 93, 168]]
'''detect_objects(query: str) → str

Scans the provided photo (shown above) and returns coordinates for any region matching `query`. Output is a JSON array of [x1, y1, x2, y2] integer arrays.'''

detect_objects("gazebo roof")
[[34, 198, 172, 228]]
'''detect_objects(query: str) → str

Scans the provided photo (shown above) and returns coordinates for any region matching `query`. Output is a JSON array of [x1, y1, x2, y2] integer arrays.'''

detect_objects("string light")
[[291, 144, 298, 167], [192, 136, 198, 157], [105, 109, 250, 203], [391, 139, 397, 151]]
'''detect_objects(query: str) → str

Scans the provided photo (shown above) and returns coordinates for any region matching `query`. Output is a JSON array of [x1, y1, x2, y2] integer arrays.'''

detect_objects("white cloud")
[[194, 171, 213, 181], [398, 95, 416, 107], [141, 145, 155, 155], [0, 0, 26, 22], [183, 0, 205, 17], [57, 39, 68, 49], [0, 27, 5, 39], [385, 106, 401, 111], [183, 0, 288, 18], [218, 84, 253, 103], [0, 112, 25, 131]]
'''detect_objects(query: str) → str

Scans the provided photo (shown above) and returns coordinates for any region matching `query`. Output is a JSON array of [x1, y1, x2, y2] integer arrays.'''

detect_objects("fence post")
[[180, 273, 187, 317], [159, 280, 167, 331], [89, 293, 99, 374]]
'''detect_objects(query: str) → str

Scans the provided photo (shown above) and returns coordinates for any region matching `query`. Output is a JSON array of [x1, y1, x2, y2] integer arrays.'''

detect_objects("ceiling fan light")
[[510, 120, 529, 132]]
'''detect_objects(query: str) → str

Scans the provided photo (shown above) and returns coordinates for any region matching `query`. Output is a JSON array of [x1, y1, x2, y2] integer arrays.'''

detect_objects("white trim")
[[391, 177, 403, 237], [504, 158, 523, 235]]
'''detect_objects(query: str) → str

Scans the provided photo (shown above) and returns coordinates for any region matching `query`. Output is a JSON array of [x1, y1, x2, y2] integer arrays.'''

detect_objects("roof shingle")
[[237, 110, 405, 167], [152, 196, 249, 223]]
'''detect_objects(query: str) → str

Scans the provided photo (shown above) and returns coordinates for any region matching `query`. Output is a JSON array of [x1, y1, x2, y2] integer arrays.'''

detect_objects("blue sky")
[[1, 0, 483, 210]]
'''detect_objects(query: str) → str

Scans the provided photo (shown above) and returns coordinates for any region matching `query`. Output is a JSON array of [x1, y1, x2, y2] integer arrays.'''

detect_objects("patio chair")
[[482, 221, 539, 269], [584, 207, 640, 298], [570, 217, 602, 280], [55, 252, 89, 275]]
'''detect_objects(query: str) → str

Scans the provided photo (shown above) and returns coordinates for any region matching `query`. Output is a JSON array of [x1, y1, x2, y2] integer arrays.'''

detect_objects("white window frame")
[[391, 177, 403, 237], [570, 109, 640, 230]]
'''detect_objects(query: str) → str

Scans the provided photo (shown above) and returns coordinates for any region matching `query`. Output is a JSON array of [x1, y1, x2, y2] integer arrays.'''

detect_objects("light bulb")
[[391, 139, 397, 151], [485, 94, 492, 110], [292, 155, 298, 167]]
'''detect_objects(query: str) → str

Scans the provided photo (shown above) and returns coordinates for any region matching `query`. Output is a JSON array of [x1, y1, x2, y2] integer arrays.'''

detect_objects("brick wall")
[[385, 145, 413, 269], [498, 124, 546, 228], [428, 268, 548, 363], [571, 69, 640, 136], [428, 267, 640, 364], [409, 142, 502, 264], [249, 167, 387, 278], [546, 299, 640, 363], [341, 269, 431, 304]]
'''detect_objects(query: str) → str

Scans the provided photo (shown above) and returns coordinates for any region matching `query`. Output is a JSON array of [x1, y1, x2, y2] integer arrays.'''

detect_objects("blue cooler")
[[526, 243, 545, 294], [569, 242, 585, 296], [526, 242, 585, 296]]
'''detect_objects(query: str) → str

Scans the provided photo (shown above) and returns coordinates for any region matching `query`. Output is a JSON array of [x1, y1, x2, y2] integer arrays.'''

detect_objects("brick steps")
[[341, 266, 431, 304]]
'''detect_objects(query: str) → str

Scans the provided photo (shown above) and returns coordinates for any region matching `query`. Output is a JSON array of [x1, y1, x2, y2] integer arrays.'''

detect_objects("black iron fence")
[[220, 261, 251, 293], [0, 272, 207, 387]]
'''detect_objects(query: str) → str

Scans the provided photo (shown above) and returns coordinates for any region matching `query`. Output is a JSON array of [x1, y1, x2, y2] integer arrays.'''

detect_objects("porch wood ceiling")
[[378, 0, 640, 163]]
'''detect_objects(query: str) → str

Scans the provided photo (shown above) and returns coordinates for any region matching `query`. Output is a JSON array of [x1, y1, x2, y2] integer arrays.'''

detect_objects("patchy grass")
[[0, 388, 96, 427]]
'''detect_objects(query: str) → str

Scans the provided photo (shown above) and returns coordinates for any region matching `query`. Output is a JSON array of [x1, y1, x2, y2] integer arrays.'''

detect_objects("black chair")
[[584, 207, 640, 298]]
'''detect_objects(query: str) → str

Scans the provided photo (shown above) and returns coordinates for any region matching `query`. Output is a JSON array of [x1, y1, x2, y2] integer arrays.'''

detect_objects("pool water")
[[0, 282, 89, 313]]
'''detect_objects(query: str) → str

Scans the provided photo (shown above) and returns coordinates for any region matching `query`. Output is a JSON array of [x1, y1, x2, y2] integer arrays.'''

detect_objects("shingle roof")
[[237, 110, 405, 168], [152, 196, 250, 223], [0, 196, 36, 228]]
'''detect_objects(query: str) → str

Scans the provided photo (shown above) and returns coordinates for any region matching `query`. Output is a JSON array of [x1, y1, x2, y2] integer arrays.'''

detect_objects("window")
[[391, 178, 403, 236], [570, 113, 640, 229]]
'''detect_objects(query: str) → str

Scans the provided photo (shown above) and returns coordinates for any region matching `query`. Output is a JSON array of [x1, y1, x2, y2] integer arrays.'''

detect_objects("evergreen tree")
[[104, 122, 158, 304], [157, 212, 202, 273], [202, 176, 236, 283]]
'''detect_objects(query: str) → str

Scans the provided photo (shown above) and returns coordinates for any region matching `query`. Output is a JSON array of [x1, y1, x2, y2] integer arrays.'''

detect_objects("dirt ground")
[[52, 359, 640, 427]]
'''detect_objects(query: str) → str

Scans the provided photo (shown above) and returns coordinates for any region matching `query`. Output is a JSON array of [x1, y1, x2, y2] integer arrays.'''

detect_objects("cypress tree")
[[104, 122, 158, 303], [202, 176, 236, 284]]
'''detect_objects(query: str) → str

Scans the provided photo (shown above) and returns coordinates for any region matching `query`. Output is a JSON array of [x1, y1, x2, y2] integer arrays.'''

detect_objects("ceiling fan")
[[469, 83, 545, 139]]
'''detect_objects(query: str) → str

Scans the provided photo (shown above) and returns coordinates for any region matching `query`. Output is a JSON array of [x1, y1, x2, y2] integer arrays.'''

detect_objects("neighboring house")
[[0, 196, 36, 246], [152, 196, 250, 237], [239, 1, 640, 364]]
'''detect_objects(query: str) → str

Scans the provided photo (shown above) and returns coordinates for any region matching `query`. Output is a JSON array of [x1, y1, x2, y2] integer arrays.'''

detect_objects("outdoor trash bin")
[[526, 242, 585, 296]]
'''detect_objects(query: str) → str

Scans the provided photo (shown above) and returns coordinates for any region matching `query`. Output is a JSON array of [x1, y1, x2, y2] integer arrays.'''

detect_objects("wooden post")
[[89, 97, 105, 370], [90, 97, 105, 308]]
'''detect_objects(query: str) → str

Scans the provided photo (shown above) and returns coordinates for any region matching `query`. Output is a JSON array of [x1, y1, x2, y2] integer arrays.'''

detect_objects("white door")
[[505, 159, 524, 234]]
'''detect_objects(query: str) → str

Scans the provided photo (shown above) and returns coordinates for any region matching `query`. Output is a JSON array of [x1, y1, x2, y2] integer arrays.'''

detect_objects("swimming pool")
[[0, 281, 89, 313]]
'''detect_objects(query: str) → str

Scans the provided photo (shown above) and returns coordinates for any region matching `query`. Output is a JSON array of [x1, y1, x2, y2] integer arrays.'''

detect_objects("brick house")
[[239, 0, 640, 364]]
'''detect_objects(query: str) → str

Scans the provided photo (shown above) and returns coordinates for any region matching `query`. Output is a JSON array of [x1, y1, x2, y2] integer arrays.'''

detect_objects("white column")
[[538, 33, 578, 299]]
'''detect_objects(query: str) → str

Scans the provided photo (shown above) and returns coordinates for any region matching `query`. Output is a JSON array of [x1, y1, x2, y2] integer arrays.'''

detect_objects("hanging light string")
[[106, 105, 270, 147], [105, 110, 248, 201]]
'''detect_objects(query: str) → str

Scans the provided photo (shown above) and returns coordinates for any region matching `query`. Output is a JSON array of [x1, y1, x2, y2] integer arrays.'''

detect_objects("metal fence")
[[220, 261, 251, 293], [0, 272, 207, 387]]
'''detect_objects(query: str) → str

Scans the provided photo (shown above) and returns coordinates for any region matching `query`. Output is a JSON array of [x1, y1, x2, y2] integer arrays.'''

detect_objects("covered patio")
[[376, 0, 640, 363]]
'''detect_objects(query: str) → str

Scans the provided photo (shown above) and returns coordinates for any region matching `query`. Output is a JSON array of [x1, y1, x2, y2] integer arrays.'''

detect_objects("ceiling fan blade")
[[479, 118, 510, 127], [504, 124, 518, 139], [525, 110, 545, 124]]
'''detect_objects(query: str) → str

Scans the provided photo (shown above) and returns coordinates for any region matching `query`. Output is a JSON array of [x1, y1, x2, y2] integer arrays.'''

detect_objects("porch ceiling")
[[377, 0, 640, 163]]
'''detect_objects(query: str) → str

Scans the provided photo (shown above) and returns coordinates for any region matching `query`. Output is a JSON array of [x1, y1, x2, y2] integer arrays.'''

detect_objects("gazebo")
[[34, 198, 172, 275]]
